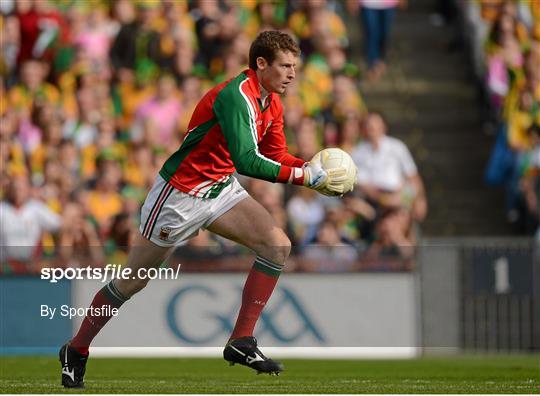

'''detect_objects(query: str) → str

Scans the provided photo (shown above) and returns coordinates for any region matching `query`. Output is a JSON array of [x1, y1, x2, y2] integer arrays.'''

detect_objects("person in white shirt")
[[351, 111, 427, 223], [0, 175, 61, 272], [286, 188, 325, 246]]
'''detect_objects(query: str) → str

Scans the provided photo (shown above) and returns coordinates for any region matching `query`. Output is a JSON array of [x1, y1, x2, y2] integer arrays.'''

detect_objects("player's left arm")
[[213, 86, 300, 184], [259, 99, 349, 195], [258, 100, 347, 195]]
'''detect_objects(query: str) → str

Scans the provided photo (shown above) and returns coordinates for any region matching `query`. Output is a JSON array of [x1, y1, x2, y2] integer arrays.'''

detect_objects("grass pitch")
[[1, 355, 539, 393]]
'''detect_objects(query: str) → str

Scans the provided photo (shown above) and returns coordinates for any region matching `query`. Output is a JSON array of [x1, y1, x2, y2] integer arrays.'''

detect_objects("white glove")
[[303, 155, 348, 196], [303, 160, 328, 189]]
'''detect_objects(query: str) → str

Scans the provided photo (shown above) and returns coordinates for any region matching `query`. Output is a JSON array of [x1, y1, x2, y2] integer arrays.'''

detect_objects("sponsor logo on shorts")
[[159, 227, 171, 241]]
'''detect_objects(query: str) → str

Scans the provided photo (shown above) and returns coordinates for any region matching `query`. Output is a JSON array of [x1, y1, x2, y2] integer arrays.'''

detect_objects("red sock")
[[71, 281, 129, 355], [230, 256, 283, 339]]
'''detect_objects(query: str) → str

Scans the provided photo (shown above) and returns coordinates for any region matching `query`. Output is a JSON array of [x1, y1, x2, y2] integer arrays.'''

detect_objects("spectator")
[[322, 197, 362, 244], [0, 77, 6, 116], [172, 28, 196, 81], [343, 193, 377, 242], [29, 112, 63, 180], [57, 138, 80, 180], [521, 123, 540, 233], [363, 208, 415, 269], [336, 110, 363, 153], [177, 75, 203, 134], [7, 58, 60, 119], [282, 78, 304, 135], [352, 112, 427, 221], [111, 0, 136, 27], [299, 51, 333, 116], [58, 201, 104, 268], [40, 155, 74, 211], [62, 85, 100, 149], [216, 33, 251, 82], [294, 116, 320, 160], [302, 220, 358, 272], [15, 0, 66, 65], [17, 99, 51, 155], [331, 75, 366, 128], [286, 188, 325, 246], [109, 1, 163, 84], [0, 110, 26, 177], [504, 89, 538, 223], [123, 143, 155, 191], [1, 14, 20, 83], [0, 174, 61, 273], [256, 0, 287, 31], [193, 0, 239, 75], [358, 0, 403, 82], [84, 157, 123, 235], [486, 13, 524, 111], [132, 74, 181, 146], [478, 1, 540, 230], [288, 0, 347, 58], [73, 6, 114, 68]]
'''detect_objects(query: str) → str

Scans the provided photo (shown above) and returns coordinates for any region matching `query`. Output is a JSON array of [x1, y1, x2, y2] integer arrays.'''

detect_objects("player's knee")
[[260, 232, 291, 264], [277, 237, 292, 263]]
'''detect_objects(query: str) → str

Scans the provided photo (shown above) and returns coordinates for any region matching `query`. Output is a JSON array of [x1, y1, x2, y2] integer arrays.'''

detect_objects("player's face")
[[257, 50, 297, 94]]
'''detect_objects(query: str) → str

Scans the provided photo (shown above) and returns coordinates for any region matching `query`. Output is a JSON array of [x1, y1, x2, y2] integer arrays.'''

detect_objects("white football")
[[317, 148, 357, 195]]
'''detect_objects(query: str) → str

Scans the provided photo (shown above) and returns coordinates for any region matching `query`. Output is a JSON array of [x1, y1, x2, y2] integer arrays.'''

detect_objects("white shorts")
[[139, 175, 248, 247]]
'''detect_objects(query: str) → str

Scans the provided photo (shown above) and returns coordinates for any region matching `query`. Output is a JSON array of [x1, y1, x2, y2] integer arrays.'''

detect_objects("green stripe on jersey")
[[159, 117, 218, 182]]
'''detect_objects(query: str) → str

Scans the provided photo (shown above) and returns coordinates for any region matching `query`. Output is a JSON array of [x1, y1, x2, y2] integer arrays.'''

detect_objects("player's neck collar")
[[260, 85, 270, 106], [247, 69, 268, 97], [246, 68, 272, 109]]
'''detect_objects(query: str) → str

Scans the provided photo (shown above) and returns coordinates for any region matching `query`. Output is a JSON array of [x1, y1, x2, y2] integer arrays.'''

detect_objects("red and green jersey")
[[159, 69, 305, 198]]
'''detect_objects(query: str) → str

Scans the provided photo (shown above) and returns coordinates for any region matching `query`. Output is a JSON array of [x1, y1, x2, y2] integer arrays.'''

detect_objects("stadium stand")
[[0, 0, 426, 273], [462, 0, 540, 234]]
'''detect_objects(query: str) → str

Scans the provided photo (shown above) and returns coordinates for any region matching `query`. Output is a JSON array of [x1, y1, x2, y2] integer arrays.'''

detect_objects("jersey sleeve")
[[213, 84, 298, 183], [259, 99, 306, 168]]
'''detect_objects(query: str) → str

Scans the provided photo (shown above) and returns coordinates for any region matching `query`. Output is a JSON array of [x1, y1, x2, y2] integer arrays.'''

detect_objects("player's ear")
[[256, 56, 268, 70]]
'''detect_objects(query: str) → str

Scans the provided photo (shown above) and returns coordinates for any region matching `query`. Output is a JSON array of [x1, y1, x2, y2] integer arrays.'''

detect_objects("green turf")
[[1, 355, 539, 393]]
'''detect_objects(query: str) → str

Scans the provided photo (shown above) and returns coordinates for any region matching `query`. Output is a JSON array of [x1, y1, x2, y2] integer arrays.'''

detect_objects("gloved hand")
[[303, 153, 348, 196], [303, 160, 327, 190]]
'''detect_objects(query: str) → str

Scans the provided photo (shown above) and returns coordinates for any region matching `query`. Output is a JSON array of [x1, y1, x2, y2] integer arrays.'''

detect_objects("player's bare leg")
[[207, 196, 290, 375], [114, 232, 173, 297], [208, 197, 291, 262], [60, 232, 171, 388]]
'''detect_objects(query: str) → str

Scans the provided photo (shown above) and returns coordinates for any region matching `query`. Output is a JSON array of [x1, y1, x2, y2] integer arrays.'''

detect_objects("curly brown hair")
[[249, 30, 300, 70]]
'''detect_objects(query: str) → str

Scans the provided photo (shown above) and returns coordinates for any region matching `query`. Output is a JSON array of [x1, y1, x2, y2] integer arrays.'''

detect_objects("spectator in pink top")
[[132, 74, 181, 146], [486, 13, 524, 111], [73, 7, 114, 66]]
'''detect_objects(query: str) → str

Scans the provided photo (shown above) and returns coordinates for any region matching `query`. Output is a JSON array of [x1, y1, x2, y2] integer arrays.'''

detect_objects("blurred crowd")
[[0, 0, 425, 274], [463, 0, 540, 234]]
